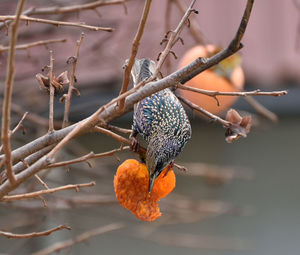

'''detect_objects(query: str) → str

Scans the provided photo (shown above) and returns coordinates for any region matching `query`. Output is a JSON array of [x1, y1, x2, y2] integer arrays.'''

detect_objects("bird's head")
[[146, 138, 180, 193]]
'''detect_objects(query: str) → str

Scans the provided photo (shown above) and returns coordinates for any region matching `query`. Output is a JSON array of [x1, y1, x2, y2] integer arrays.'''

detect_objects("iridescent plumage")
[[131, 58, 191, 192]]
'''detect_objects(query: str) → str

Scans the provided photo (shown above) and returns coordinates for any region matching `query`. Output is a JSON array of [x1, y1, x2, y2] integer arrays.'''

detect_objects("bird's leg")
[[129, 131, 139, 153]]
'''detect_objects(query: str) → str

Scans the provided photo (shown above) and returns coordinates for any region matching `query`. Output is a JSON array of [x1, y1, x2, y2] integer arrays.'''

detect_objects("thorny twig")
[[0, 181, 95, 201], [62, 33, 85, 128], [0, 38, 67, 53], [0, 225, 71, 239], [164, 0, 173, 74], [154, 0, 197, 77], [31, 223, 124, 255], [1, 0, 26, 185], [118, 0, 152, 111], [172, 0, 207, 44]]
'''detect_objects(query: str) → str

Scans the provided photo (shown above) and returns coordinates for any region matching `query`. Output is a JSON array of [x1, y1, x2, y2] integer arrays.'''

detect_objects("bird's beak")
[[148, 174, 157, 194]]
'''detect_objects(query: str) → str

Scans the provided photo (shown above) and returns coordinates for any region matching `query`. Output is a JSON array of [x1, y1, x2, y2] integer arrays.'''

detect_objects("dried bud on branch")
[[36, 71, 69, 95], [225, 109, 252, 143]]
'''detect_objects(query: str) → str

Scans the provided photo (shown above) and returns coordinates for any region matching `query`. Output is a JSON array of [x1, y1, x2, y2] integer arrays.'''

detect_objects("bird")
[[130, 58, 192, 193]]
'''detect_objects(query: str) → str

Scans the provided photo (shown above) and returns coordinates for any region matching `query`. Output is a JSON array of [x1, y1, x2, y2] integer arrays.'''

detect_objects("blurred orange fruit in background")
[[178, 45, 245, 114]]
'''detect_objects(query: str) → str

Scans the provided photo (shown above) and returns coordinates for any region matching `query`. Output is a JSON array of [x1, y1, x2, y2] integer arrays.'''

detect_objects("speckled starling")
[[130, 58, 191, 192]]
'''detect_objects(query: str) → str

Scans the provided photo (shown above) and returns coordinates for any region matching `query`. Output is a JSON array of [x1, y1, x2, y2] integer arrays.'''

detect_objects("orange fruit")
[[178, 45, 244, 114], [114, 159, 175, 221]]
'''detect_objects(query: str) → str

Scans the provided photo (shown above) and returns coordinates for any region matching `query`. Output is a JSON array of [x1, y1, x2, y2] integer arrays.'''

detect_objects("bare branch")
[[177, 94, 230, 127], [34, 174, 49, 190], [11, 103, 63, 129], [0, 181, 95, 201], [0, 15, 113, 32], [48, 51, 55, 132], [118, 0, 152, 111], [62, 33, 84, 128], [154, 0, 197, 77], [0, 0, 127, 30], [93, 126, 131, 145], [47, 146, 130, 169], [243, 96, 278, 122], [0, 38, 67, 53], [24, 0, 127, 16], [1, 0, 26, 185], [177, 84, 288, 97], [31, 223, 124, 255], [0, 112, 28, 154], [104, 124, 132, 134], [172, 0, 207, 44], [0, 225, 71, 239]]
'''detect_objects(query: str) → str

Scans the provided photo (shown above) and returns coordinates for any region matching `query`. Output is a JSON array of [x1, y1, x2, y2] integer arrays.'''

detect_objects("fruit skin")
[[114, 159, 176, 221], [178, 45, 245, 114]]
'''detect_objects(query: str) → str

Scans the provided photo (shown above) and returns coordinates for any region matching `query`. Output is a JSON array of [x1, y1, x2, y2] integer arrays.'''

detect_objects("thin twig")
[[164, 0, 173, 74], [0, 38, 67, 53], [0, 112, 28, 154], [177, 84, 288, 97], [0, 15, 113, 32], [243, 96, 278, 122], [1, 0, 26, 185], [118, 0, 152, 111], [154, 0, 197, 77], [32, 223, 124, 255], [93, 126, 131, 145], [0, 225, 71, 239], [0, 145, 55, 182], [47, 146, 129, 169], [23, 0, 127, 16], [34, 174, 49, 189], [172, 0, 207, 44], [11, 103, 62, 129], [175, 162, 253, 183], [0, 181, 95, 201], [48, 51, 55, 132], [178, 94, 230, 127], [0, 1, 127, 30], [104, 124, 132, 134], [62, 33, 84, 128]]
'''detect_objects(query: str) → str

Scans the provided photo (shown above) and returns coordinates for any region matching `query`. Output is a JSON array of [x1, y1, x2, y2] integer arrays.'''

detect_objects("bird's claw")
[[130, 136, 139, 153]]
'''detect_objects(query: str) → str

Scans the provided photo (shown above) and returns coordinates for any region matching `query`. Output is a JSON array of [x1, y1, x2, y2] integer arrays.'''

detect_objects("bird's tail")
[[131, 58, 156, 86]]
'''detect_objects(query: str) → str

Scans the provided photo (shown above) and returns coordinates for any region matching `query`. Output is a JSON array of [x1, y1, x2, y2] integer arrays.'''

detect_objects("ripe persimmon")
[[114, 159, 175, 221], [178, 45, 245, 114]]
